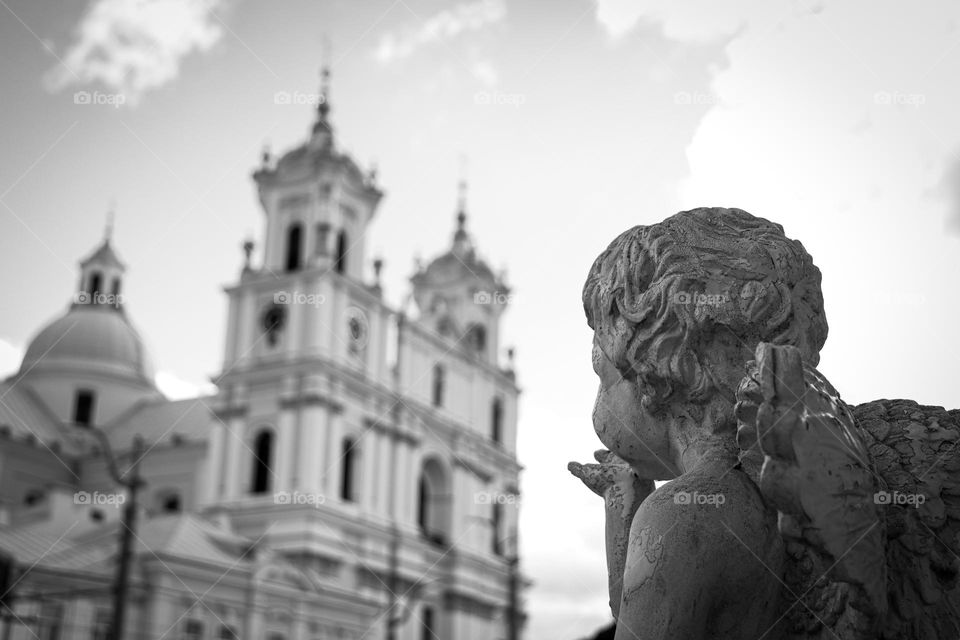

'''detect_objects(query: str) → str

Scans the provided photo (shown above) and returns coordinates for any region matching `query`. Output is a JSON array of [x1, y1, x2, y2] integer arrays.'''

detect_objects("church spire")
[[104, 200, 115, 241], [452, 156, 472, 254], [310, 38, 334, 148]]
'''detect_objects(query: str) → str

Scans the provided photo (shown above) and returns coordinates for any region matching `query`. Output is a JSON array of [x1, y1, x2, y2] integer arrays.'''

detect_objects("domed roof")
[[413, 210, 500, 288], [20, 305, 155, 386]]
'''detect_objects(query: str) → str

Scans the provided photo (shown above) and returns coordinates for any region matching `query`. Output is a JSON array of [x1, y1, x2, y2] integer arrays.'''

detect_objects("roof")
[[0, 382, 86, 456], [0, 514, 254, 575], [20, 304, 156, 386], [80, 239, 125, 270], [104, 396, 215, 451]]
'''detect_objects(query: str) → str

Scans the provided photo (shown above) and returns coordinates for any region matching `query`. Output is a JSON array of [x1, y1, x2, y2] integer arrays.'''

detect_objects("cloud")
[[375, 0, 506, 63], [44, 0, 228, 104], [0, 339, 24, 379], [155, 370, 216, 400], [593, 0, 748, 41]]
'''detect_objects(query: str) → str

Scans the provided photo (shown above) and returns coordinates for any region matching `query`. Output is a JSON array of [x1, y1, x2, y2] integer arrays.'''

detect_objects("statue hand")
[[568, 450, 654, 511]]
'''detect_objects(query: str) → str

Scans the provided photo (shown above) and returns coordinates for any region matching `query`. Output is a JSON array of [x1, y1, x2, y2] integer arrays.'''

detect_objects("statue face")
[[591, 337, 680, 480]]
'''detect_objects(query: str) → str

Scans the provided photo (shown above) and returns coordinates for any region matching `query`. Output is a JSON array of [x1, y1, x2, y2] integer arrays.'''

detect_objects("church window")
[[421, 607, 435, 640], [285, 223, 303, 272], [334, 230, 348, 274], [341, 438, 358, 502], [491, 397, 503, 444], [89, 272, 102, 297], [251, 430, 274, 494], [73, 389, 95, 426], [431, 365, 445, 407]]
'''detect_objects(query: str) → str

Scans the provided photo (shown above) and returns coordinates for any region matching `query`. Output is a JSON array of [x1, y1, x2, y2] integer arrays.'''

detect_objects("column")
[[361, 428, 380, 514], [324, 410, 344, 499], [201, 420, 226, 505], [298, 403, 326, 494], [223, 416, 247, 499], [377, 428, 392, 516], [275, 408, 296, 494], [400, 438, 420, 526]]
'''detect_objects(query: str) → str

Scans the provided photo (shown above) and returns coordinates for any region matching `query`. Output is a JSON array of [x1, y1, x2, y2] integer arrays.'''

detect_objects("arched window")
[[467, 324, 486, 353], [73, 389, 96, 426], [491, 397, 503, 444], [418, 458, 451, 546], [334, 230, 348, 274], [421, 607, 435, 640], [111, 277, 121, 300], [89, 271, 102, 297], [341, 438, 358, 502], [285, 223, 303, 272], [431, 365, 445, 408], [251, 430, 274, 494]]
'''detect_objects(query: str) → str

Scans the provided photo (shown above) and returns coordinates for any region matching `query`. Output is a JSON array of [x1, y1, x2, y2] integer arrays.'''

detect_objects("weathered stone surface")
[[569, 207, 960, 640]]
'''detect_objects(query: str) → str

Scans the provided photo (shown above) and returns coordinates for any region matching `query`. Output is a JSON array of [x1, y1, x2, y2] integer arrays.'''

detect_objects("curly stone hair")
[[583, 207, 828, 411]]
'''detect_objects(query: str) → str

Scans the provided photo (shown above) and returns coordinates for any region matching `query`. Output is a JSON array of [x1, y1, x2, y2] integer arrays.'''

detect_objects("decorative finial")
[[318, 36, 332, 121], [261, 142, 271, 167], [242, 238, 255, 271], [105, 199, 116, 241]]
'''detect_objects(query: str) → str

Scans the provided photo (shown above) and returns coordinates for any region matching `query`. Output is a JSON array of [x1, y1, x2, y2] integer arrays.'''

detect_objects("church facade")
[[0, 78, 523, 640]]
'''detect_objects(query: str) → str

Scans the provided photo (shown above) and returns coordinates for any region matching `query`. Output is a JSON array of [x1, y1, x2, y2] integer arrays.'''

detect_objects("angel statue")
[[569, 207, 960, 640]]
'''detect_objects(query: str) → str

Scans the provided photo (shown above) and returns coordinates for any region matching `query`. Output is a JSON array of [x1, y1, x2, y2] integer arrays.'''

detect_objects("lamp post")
[[87, 430, 146, 640]]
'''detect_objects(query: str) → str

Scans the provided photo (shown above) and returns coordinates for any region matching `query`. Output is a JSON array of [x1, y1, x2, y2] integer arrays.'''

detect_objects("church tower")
[[203, 67, 524, 640]]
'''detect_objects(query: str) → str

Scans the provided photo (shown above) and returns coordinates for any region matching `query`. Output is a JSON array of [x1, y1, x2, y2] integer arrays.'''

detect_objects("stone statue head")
[[583, 207, 827, 477]]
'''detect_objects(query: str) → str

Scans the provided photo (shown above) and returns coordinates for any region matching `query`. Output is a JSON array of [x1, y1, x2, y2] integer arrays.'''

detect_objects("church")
[[0, 73, 524, 640]]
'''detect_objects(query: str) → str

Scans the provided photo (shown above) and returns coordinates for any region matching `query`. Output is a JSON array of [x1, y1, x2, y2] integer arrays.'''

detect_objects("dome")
[[418, 248, 497, 286], [20, 305, 155, 386]]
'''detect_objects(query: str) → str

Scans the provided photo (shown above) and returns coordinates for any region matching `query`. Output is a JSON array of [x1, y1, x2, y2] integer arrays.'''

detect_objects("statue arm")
[[569, 450, 655, 619]]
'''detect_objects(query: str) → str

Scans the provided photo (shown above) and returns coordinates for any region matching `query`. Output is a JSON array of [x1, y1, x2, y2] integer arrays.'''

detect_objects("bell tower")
[[410, 180, 510, 363]]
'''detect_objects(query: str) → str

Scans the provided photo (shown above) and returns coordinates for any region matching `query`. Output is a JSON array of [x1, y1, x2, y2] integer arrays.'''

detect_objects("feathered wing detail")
[[854, 399, 960, 639], [737, 343, 960, 640], [736, 343, 885, 639]]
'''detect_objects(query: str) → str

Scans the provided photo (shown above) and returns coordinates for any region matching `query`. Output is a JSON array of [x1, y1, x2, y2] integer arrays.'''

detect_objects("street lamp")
[[86, 429, 146, 640]]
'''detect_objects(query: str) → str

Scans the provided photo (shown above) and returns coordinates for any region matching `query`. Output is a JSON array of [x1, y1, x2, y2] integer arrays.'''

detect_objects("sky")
[[2, 0, 960, 637]]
